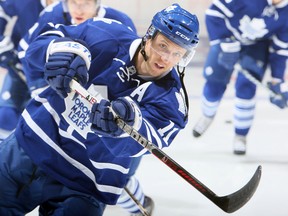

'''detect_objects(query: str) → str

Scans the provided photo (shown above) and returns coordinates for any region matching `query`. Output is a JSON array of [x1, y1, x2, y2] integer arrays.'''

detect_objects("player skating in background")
[[18, 0, 153, 215], [0, 0, 59, 141], [0, 3, 199, 215], [192, 0, 288, 155], [18, 0, 137, 98]]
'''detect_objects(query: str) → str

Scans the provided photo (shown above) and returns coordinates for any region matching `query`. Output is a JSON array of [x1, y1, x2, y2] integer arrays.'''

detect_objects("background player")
[[0, 0, 59, 141], [192, 0, 288, 155]]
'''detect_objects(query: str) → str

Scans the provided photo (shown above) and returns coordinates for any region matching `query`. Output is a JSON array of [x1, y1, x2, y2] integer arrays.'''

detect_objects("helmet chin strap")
[[176, 65, 189, 120], [140, 38, 148, 61]]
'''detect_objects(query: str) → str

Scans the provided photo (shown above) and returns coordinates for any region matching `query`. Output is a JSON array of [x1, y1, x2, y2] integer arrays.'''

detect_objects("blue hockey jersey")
[[0, 0, 50, 49], [18, 2, 137, 92], [16, 18, 188, 204], [206, 0, 288, 79]]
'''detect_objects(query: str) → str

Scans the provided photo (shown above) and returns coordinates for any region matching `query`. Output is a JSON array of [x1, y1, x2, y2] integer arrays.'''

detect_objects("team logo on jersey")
[[175, 88, 187, 116], [64, 96, 91, 134], [127, 65, 137, 75], [239, 15, 268, 40], [116, 64, 140, 86], [62, 84, 108, 138]]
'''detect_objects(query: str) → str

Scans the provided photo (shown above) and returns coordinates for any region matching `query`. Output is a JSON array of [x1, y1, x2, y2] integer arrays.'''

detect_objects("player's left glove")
[[90, 96, 142, 137], [267, 81, 288, 109], [44, 37, 91, 98]]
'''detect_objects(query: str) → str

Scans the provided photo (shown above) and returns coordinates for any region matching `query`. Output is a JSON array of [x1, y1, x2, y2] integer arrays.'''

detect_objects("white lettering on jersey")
[[116, 65, 137, 82], [158, 120, 179, 143], [158, 120, 174, 137], [113, 58, 141, 86], [130, 82, 152, 102]]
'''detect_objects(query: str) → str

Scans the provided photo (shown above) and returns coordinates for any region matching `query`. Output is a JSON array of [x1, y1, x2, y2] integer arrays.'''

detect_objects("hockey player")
[[192, 0, 288, 155], [18, 0, 153, 215], [0, 0, 59, 141], [0, 3, 199, 216], [18, 0, 137, 97]]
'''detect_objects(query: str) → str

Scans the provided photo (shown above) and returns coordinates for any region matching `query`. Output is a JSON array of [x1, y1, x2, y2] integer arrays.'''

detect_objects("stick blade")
[[215, 165, 262, 213]]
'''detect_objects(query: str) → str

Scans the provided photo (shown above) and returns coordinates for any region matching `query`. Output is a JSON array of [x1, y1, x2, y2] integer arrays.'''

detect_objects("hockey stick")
[[70, 79, 262, 213], [234, 64, 279, 97], [124, 187, 151, 216]]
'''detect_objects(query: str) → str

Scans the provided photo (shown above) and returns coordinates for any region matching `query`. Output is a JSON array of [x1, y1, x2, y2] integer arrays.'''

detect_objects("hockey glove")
[[267, 81, 288, 109], [217, 38, 241, 70], [44, 38, 91, 98], [90, 96, 142, 137]]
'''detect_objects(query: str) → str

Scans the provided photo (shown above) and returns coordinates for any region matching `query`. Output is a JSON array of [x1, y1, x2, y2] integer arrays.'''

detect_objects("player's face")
[[272, 0, 283, 4], [137, 33, 186, 78], [45, 0, 59, 5], [67, 0, 98, 24]]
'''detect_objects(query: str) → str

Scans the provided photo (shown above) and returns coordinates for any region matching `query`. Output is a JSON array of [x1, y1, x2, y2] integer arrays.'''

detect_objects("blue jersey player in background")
[[18, 0, 137, 98], [0, 3, 199, 215], [0, 0, 58, 141], [192, 0, 288, 155]]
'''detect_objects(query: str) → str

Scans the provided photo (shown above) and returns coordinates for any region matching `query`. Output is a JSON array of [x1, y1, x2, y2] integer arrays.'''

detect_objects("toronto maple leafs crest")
[[175, 88, 187, 116]]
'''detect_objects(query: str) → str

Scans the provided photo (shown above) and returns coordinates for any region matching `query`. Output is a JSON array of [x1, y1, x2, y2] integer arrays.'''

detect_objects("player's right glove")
[[90, 96, 142, 137], [44, 37, 91, 98], [217, 38, 241, 70], [267, 81, 288, 109]]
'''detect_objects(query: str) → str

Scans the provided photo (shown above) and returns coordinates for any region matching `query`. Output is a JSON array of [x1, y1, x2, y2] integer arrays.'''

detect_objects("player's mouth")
[[75, 17, 84, 22], [154, 62, 165, 70]]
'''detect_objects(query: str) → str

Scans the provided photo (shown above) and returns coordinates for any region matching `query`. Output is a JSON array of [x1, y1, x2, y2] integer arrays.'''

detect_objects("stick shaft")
[[234, 64, 277, 96], [69, 79, 261, 213], [124, 187, 150, 216]]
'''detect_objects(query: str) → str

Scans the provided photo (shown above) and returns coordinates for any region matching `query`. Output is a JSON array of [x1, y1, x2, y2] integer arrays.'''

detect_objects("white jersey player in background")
[[192, 0, 288, 155]]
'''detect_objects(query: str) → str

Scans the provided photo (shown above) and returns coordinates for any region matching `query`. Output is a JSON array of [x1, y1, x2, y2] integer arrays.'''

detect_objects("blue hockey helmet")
[[146, 4, 199, 67]]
